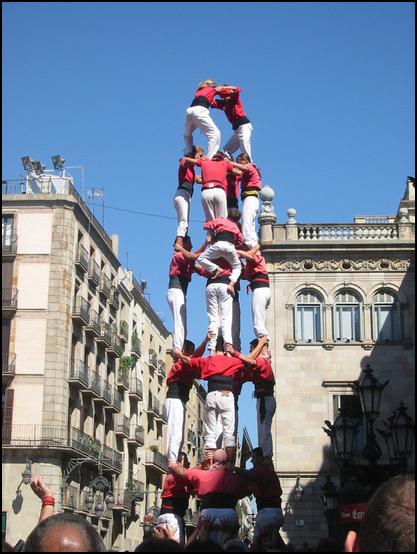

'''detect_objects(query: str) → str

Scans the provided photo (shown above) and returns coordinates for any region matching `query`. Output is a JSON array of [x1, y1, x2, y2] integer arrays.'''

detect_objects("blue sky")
[[2, 2, 415, 445]]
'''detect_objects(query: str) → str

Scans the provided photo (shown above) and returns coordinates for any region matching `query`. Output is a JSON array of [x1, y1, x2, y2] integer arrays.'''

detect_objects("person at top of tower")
[[212, 85, 253, 161], [184, 80, 238, 160]]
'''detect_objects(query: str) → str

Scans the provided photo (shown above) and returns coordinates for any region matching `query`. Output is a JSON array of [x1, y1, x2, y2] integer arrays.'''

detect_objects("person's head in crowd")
[[186, 539, 224, 552], [211, 449, 228, 471], [249, 339, 269, 357], [344, 474, 415, 552], [215, 336, 225, 354], [135, 538, 185, 552], [23, 512, 106, 552], [251, 447, 264, 467], [178, 451, 190, 469], [183, 340, 195, 356]]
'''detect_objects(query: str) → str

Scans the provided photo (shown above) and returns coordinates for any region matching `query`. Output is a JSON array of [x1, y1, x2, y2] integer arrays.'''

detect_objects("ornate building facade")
[[259, 178, 415, 548]]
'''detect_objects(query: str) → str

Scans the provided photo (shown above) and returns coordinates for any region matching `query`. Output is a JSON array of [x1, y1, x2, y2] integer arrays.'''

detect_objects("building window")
[[333, 394, 366, 454], [334, 290, 362, 342], [295, 290, 323, 342], [372, 290, 401, 342], [2, 215, 14, 246]]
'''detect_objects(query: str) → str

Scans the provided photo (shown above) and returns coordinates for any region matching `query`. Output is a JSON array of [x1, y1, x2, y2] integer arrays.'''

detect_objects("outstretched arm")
[[193, 332, 214, 358], [31, 476, 55, 522], [173, 244, 200, 260], [248, 335, 268, 360], [229, 161, 251, 172]]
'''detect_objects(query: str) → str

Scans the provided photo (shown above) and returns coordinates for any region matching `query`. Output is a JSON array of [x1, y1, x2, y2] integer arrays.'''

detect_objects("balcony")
[[96, 320, 112, 347], [113, 389, 122, 413], [129, 379, 143, 401], [115, 415, 129, 438], [84, 310, 100, 337], [113, 483, 144, 510], [88, 259, 100, 286], [99, 273, 111, 298], [144, 451, 168, 473], [72, 297, 90, 326], [131, 335, 142, 358], [102, 444, 123, 472], [127, 424, 145, 446], [149, 350, 158, 370], [2, 288, 18, 316], [2, 352, 16, 380], [75, 244, 89, 273], [157, 360, 166, 378], [2, 234, 17, 257], [116, 367, 129, 390], [109, 287, 120, 310], [2, 424, 68, 448], [96, 379, 112, 406], [69, 360, 90, 388], [82, 370, 102, 398], [106, 331, 123, 357], [119, 321, 129, 343], [62, 485, 79, 511]]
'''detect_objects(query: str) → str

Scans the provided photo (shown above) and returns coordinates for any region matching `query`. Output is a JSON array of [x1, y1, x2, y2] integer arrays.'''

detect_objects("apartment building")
[[258, 178, 415, 548], [1, 169, 206, 550]]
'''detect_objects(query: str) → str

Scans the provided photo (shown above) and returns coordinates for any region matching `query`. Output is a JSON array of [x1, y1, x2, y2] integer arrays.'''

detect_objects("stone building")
[[258, 178, 415, 549], [1, 169, 204, 550]]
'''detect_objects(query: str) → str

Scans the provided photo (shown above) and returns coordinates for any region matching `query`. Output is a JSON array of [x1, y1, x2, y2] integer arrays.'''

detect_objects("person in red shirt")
[[169, 449, 250, 545], [183, 151, 238, 222], [239, 249, 271, 341], [166, 237, 206, 352], [249, 339, 276, 459], [174, 145, 204, 247], [164, 335, 210, 463], [229, 153, 262, 249], [156, 452, 191, 544], [236, 447, 284, 547], [226, 170, 241, 210], [184, 81, 236, 160], [212, 85, 253, 161]]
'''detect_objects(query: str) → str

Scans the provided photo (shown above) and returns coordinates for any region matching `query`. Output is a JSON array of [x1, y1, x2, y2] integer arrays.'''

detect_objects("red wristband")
[[42, 496, 55, 506]]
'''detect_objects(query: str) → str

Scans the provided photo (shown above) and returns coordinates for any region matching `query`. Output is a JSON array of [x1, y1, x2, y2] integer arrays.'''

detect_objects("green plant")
[[88, 437, 101, 456], [149, 444, 159, 453], [120, 356, 133, 372]]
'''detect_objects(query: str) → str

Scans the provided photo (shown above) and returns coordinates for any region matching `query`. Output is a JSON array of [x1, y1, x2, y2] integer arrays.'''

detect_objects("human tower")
[[164, 79, 276, 467]]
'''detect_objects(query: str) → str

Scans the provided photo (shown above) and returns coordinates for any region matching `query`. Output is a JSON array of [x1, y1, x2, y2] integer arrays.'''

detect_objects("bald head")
[[23, 513, 106, 552]]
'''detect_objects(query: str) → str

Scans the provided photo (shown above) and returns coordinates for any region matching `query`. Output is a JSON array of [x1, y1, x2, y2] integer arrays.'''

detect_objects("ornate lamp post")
[[354, 365, 389, 464], [323, 412, 356, 482], [378, 403, 415, 469]]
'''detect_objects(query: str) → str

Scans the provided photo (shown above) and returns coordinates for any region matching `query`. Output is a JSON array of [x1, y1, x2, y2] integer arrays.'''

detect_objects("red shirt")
[[169, 252, 194, 280], [161, 473, 191, 499], [253, 356, 275, 384], [234, 366, 252, 396], [241, 254, 268, 281], [186, 355, 245, 380], [204, 218, 244, 247], [167, 359, 201, 386], [196, 159, 234, 192], [183, 468, 249, 499], [178, 158, 196, 186], [194, 86, 217, 106], [247, 461, 282, 500], [240, 164, 262, 191], [212, 88, 247, 125]]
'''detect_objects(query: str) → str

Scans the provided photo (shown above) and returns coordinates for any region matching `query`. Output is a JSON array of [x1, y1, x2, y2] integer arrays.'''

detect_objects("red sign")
[[338, 503, 367, 523]]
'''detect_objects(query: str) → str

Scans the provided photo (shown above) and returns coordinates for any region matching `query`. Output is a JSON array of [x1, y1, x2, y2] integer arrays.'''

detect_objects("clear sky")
[[2, 2, 415, 446]]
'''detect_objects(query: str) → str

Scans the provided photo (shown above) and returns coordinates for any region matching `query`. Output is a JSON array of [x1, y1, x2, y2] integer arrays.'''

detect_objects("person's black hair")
[[227, 207, 241, 222], [135, 538, 185, 552], [183, 340, 195, 354], [252, 446, 264, 458], [249, 338, 258, 352], [215, 336, 225, 352], [23, 512, 106, 552]]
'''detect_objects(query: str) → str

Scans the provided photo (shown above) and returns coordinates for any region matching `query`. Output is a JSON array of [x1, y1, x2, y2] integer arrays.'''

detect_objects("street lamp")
[[378, 403, 415, 468], [294, 474, 304, 501], [21, 458, 33, 485], [323, 412, 356, 467]]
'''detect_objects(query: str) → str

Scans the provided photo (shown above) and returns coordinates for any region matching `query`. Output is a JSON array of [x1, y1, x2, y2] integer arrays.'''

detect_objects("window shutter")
[[3, 388, 14, 445]]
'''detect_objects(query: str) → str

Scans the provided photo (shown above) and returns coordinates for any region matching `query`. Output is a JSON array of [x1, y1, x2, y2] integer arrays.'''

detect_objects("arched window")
[[295, 290, 323, 342], [372, 290, 401, 342], [334, 290, 362, 342]]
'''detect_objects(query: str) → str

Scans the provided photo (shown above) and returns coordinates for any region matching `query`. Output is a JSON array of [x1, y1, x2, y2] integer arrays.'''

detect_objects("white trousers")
[[173, 189, 191, 238], [157, 513, 184, 544], [204, 282, 233, 352], [254, 507, 284, 541], [166, 288, 187, 351], [242, 195, 260, 248], [215, 399, 239, 447], [197, 241, 242, 285], [163, 398, 185, 463], [223, 122, 253, 161], [204, 390, 235, 448], [184, 106, 221, 159], [257, 395, 276, 459], [201, 509, 238, 544], [252, 287, 271, 339], [201, 188, 228, 222]]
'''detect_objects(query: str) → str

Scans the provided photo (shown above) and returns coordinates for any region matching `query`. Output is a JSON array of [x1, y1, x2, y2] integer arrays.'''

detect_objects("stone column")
[[363, 303, 373, 343], [323, 304, 334, 344], [258, 186, 276, 244]]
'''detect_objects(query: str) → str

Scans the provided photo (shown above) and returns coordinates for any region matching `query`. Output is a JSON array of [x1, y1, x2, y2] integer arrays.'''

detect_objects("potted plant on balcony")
[[88, 437, 101, 457], [149, 444, 159, 453]]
